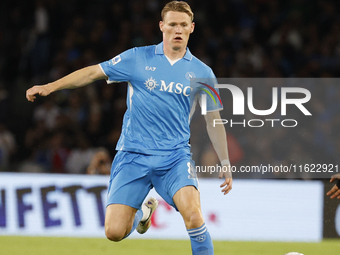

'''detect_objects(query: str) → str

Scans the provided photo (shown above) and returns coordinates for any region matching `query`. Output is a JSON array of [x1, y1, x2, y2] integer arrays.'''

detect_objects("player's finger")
[[26, 90, 31, 101], [218, 171, 223, 179], [326, 185, 338, 196], [26, 88, 36, 101], [330, 178, 335, 183], [331, 191, 339, 199], [220, 178, 228, 187], [222, 183, 232, 195], [222, 186, 231, 195], [26, 92, 35, 102], [330, 189, 340, 199], [221, 179, 232, 194]]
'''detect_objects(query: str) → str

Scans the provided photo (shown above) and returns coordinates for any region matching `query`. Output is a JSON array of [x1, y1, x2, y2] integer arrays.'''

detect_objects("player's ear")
[[190, 22, 195, 33], [159, 21, 164, 32]]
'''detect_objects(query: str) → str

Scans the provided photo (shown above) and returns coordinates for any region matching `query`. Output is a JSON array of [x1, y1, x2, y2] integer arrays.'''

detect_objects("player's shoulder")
[[123, 45, 156, 60], [131, 45, 156, 54], [190, 54, 214, 75]]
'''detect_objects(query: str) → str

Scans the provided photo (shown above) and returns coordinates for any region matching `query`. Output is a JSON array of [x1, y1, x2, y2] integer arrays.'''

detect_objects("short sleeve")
[[99, 48, 136, 84]]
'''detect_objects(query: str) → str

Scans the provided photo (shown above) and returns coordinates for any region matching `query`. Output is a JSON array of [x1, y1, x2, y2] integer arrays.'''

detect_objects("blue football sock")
[[123, 209, 143, 239], [187, 223, 214, 255]]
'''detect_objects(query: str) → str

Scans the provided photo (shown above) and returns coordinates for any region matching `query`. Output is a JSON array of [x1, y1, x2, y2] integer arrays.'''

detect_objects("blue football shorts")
[[106, 147, 198, 210]]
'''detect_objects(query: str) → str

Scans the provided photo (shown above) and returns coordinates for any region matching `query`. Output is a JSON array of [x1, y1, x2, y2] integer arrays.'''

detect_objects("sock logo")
[[195, 234, 206, 242]]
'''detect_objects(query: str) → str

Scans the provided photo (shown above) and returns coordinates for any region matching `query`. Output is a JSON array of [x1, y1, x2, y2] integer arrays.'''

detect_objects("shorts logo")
[[195, 235, 206, 242], [111, 55, 121, 65], [187, 161, 196, 179]]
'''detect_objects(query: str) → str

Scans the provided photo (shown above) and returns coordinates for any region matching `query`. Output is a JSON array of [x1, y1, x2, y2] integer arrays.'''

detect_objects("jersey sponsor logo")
[[144, 77, 159, 91], [145, 77, 192, 96], [159, 80, 192, 96], [111, 55, 121, 65], [185, 72, 196, 80], [145, 66, 156, 71]]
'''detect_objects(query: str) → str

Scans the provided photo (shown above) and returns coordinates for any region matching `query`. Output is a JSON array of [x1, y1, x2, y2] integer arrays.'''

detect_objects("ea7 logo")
[[201, 84, 312, 116], [145, 66, 156, 71]]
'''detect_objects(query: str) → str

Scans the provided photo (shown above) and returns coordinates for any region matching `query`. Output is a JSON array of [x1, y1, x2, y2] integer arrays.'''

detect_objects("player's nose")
[[175, 25, 182, 33]]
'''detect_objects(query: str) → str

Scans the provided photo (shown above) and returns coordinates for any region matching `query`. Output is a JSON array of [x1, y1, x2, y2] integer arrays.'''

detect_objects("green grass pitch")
[[0, 237, 339, 255]]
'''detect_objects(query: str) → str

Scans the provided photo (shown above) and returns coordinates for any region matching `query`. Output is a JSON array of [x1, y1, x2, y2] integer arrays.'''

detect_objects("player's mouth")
[[174, 36, 183, 41]]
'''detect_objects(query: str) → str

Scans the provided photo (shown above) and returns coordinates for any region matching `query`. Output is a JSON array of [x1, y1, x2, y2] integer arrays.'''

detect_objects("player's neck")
[[163, 45, 186, 61]]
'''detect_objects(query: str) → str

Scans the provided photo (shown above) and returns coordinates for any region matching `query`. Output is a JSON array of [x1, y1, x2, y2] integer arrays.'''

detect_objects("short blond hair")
[[161, 1, 194, 22]]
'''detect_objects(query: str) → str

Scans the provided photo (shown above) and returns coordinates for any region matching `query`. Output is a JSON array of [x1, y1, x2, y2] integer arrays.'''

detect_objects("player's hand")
[[26, 85, 51, 102], [219, 164, 232, 195], [326, 173, 340, 199]]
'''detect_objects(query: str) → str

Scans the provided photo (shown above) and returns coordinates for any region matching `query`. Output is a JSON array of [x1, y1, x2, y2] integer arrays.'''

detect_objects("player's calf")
[[173, 186, 213, 254], [188, 223, 214, 255]]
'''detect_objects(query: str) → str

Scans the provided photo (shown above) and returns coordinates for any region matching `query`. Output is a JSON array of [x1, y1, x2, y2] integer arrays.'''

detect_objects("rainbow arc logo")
[[197, 82, 222, 106]]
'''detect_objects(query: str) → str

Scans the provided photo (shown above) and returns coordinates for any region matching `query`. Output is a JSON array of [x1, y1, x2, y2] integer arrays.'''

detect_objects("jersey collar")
[[155, 42, 193, 61]]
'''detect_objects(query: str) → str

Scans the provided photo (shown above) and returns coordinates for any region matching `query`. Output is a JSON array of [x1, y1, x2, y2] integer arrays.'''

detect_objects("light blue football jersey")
[[99, 42, 222, 155]]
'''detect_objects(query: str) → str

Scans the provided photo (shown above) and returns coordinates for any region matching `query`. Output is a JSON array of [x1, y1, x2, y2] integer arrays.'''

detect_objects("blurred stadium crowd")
[[1, 0, 340, 177]]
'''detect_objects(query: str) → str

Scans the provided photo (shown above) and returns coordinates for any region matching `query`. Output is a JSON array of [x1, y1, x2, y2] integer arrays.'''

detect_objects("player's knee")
[[105, 226, 126, 242], [183, 210, 204, 229]]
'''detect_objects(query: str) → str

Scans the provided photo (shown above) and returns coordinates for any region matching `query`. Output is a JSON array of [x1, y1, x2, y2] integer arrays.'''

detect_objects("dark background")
[[1, 0, 340, 175]]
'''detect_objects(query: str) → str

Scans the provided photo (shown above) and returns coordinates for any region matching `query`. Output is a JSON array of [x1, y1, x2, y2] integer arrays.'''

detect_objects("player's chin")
[[172, 46, 182, 51], [172, 42, 185, 50]]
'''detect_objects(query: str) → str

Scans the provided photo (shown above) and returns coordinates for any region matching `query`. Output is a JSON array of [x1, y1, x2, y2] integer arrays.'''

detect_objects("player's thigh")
[[152, 148, 199, 209], [107, 150, 152, 209]]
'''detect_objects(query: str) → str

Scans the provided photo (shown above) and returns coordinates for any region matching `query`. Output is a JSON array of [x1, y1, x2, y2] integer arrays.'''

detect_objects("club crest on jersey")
[[111, 55, 121, 65], [185, 72, 196, 80], [144, 77, 159, 91]]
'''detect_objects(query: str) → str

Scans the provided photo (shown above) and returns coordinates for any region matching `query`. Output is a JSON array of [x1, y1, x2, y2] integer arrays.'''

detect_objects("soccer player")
[[326, 173, 340, 199], [26, 1, 232, 254]]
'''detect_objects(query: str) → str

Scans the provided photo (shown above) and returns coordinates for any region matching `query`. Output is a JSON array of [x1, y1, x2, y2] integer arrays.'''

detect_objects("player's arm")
[[26, 65, 106, 102], [326, 173, 340, 199], [204, 110, 232, 195]]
